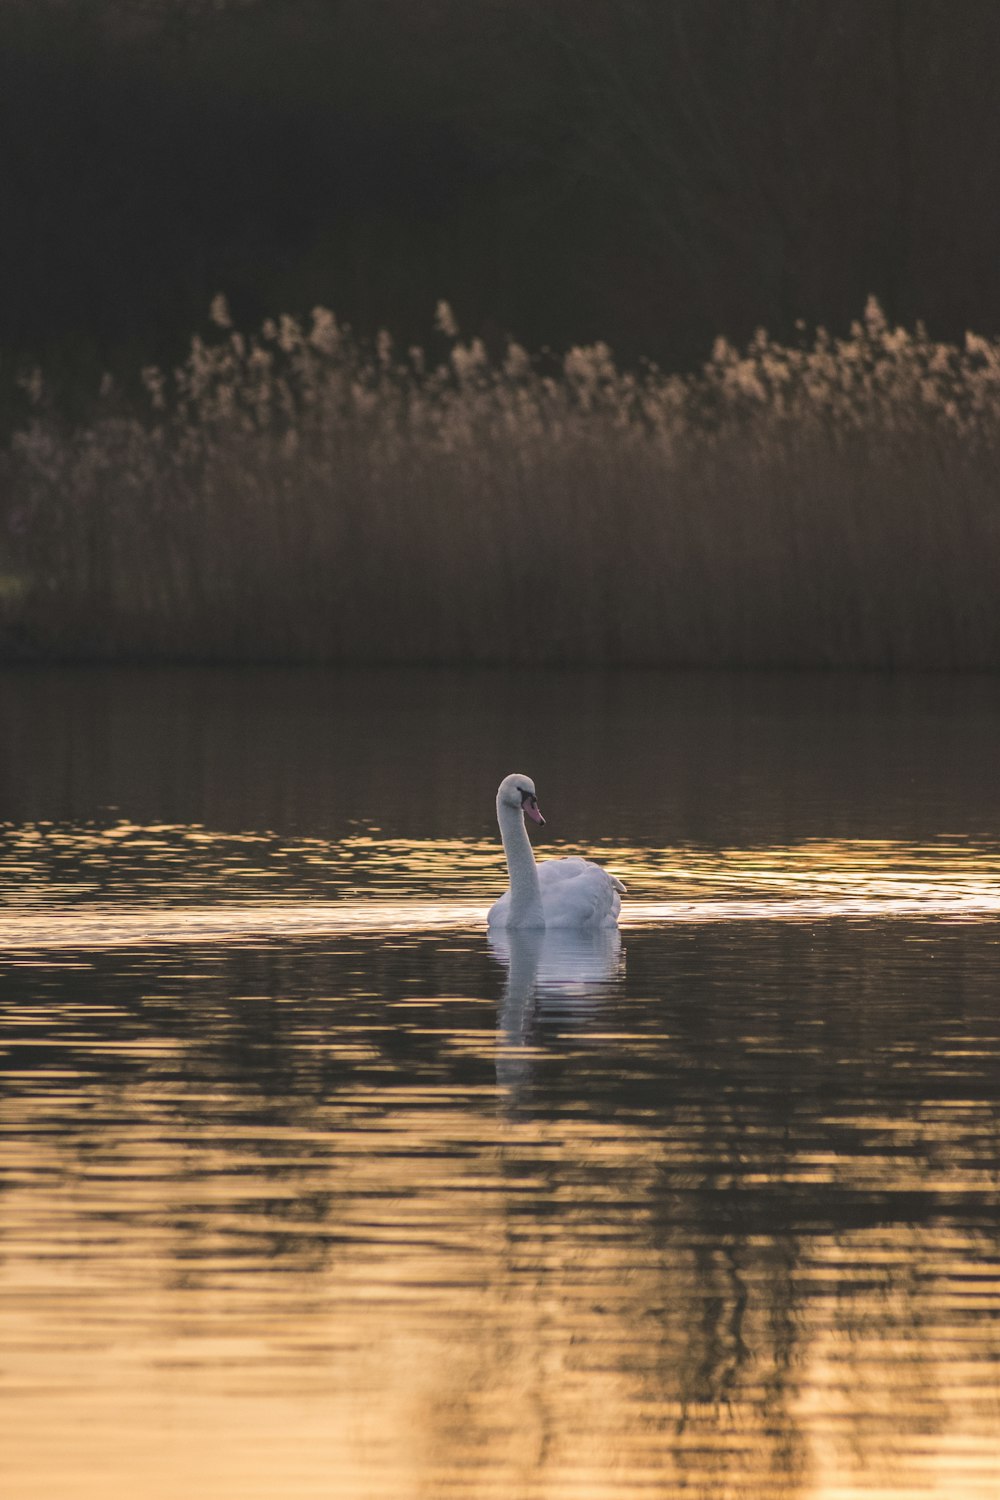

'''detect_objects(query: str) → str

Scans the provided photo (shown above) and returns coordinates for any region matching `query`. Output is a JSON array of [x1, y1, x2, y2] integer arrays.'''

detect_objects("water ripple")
[[1, 827, 1000, 949]]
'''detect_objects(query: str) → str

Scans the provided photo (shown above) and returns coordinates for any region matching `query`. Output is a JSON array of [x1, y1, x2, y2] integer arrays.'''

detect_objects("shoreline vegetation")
[[2, 297, 1000, 669]]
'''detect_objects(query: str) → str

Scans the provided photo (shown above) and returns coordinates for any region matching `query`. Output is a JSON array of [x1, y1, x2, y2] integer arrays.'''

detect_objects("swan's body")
[[487, 773, 625, 930], [488, 856, 624, 930]]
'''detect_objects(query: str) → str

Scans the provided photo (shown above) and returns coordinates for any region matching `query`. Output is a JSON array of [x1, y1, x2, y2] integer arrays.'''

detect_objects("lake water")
[[1, 667, 998, 1500]]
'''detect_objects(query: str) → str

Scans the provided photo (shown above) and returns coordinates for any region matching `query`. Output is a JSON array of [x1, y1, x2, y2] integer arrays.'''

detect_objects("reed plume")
[[3, 297, 999, 667]]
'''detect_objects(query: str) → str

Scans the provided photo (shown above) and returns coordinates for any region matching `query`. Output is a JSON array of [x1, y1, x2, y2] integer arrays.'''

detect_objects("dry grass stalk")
[[3, 297, 999, 667]]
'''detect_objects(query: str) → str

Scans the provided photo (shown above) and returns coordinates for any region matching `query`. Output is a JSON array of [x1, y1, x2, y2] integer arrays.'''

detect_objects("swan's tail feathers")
[[611, 875, 626, 894]]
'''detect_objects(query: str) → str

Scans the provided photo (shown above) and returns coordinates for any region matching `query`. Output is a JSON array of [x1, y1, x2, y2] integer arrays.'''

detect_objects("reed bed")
[[3, 297, 1000, 667]]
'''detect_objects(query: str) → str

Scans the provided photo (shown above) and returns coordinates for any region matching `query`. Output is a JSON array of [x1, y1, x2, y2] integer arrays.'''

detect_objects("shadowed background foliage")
[[4, 0, 1000, 666], [3, 0, 1000, 395]]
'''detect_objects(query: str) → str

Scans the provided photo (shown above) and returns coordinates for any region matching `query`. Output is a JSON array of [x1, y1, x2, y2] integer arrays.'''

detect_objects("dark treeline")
[[3, 0, 1000, 396]]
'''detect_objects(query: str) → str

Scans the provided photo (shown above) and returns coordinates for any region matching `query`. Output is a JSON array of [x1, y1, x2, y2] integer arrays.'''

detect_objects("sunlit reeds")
[[3, 296, 1000, 665]]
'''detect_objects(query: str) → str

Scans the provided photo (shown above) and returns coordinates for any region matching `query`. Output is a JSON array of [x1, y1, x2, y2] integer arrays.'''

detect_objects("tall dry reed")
[[3, 297, 1000, 666]]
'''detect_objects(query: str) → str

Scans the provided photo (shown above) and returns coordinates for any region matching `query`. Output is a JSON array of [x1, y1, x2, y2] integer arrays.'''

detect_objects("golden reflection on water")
[[2, 1083, 997, 1500], [3, 826, 1000, 948], [1, 824, 1000, 1498]]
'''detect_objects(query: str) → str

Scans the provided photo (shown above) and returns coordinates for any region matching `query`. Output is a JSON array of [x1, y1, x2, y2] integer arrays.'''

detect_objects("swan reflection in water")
[[489, 927, 625, 1100]]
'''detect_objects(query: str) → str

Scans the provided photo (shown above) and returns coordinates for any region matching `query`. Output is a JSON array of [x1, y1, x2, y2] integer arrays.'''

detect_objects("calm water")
[[1, 668, 999, 1500]]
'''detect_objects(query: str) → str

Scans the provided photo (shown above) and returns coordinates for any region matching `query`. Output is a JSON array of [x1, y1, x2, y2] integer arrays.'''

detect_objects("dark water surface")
[[1, 668, 998, 1500]]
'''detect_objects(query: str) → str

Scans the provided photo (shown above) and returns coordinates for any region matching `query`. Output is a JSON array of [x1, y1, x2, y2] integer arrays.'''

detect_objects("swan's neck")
[[498, 799, 544, 926]]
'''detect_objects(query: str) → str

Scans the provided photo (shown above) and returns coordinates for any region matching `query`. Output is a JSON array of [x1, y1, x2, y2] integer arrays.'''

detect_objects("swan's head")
[[497, 772, 545, 825]]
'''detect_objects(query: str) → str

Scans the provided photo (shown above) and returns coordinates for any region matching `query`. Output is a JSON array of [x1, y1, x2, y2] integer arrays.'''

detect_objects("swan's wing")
[[537, 857, 591, 887], [538, 858, 625, 894], [539, 858, 624, 928]]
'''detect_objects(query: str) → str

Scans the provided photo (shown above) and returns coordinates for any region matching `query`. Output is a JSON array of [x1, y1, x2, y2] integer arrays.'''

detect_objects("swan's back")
[[537, 857, 623, 929]]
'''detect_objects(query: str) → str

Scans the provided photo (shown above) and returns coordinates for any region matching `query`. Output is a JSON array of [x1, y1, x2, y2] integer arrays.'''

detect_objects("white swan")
[[487, 773, 625, 929]]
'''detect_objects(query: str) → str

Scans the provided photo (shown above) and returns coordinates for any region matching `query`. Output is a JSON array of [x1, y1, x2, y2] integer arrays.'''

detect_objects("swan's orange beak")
[[524, 800, 545, 825]]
